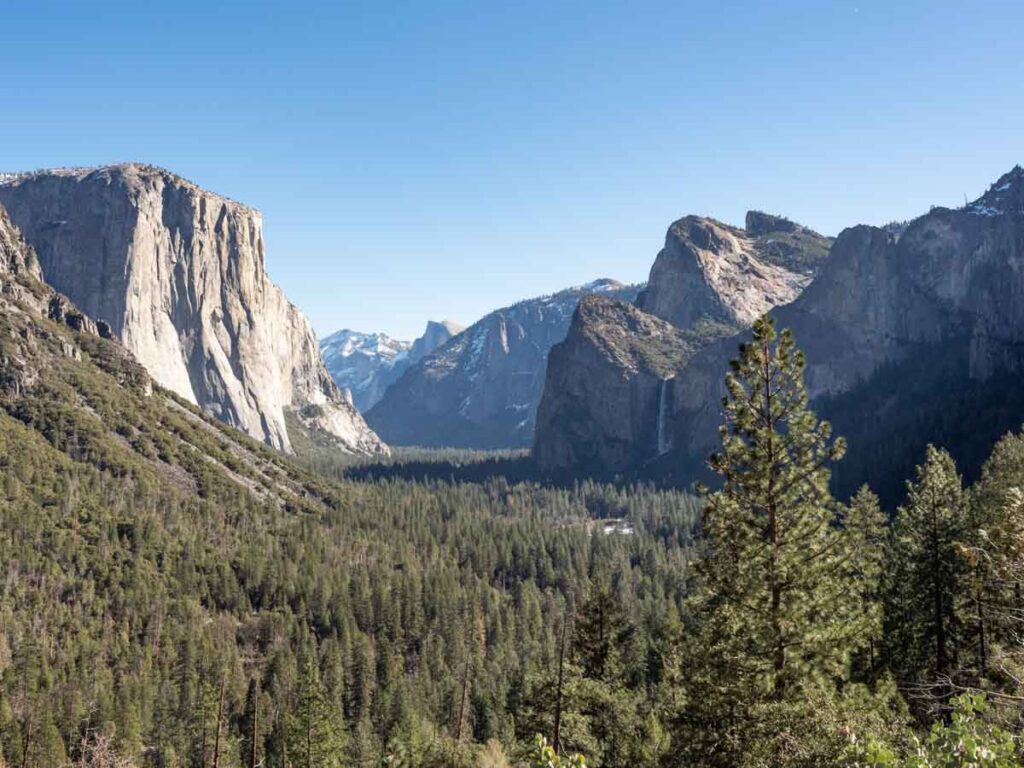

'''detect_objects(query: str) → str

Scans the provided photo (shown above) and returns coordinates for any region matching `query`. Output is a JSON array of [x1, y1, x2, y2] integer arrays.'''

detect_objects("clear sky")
[[2, 1, 1022, 339]]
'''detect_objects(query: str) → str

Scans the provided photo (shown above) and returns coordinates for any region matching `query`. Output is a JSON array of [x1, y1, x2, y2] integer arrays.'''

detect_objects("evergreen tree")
[[846, 486, 890, 678], [964, 430, 1024, 685], [886, 445, 967, 703], [673, 316, 886, 766], [960, 450, 1024, 711], [286, 655, 345, 768], [241, 677, 266, 768], [574, 579, 632, 684]]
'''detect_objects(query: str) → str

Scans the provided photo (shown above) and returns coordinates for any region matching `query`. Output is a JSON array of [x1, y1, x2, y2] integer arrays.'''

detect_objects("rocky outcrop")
[[0, 164, 386, 455], [367, 280, 640, 448], [744, 210, 833, 274], [636, 214, 830, 329], [534, 295, 705, 473], [535, 212, 829, 476], [321, 319, 463, 412], [47, 293, 99, 336], [0, 202, 147, 396], [658, 166, 1024, 501], [0, 204, 43, 284], [744, 210, 799, 236], [410, 320, 463, 362]]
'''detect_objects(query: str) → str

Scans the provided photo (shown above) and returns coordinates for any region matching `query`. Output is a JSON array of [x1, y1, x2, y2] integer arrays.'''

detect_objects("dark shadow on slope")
[[818, 338, 1024, 508], [299, 446, 542, 486]]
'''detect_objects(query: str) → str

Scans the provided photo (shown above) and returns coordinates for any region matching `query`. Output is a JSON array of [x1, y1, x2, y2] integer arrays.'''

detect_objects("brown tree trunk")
[[762, 338, 785, 696], [251, 683, 259, 768], [212, 674, 226, 768], [455, 651, 471, 742], [553, 610, 570, 755], [931, 502, 948, 675], [19, 719, 32, 768]]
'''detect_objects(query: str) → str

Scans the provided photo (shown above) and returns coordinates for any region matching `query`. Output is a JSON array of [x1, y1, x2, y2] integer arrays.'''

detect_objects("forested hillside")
[[0, 230, 698, 766], [0, 204, 696, 766], [8, 274, 1024, 765], [0, 420, 696, 766], [4, 194, 1024, 766]]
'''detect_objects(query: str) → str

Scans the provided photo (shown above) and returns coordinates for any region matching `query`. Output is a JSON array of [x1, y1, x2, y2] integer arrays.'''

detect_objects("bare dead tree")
[[553, 603, 574, 755]]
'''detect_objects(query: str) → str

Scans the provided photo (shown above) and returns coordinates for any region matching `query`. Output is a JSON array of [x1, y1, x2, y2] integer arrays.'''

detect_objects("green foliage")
[[671, 316, 891, 767], [284, 655, 345, 767], [846, 694, 1020, 767], [0, 300, 699, 767], [965, 434, 1024, 681], [530, 735, 588, 768], [885, 446, 968, 698]]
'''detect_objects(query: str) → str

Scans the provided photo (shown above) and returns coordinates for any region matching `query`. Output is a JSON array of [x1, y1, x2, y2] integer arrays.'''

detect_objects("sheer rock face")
[[0, 202, 141, 394], [367, 280, 640, 449], [0, 164, 386, 455], [665, 166, 1024, 496], [533, 295, 695, 473], [535, 212, 829, 475], [636, 214, 829, 329]]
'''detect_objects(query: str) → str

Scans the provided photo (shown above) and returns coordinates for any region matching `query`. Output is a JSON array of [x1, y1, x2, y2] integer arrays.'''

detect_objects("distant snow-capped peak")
[[321, 329, 411, 365]]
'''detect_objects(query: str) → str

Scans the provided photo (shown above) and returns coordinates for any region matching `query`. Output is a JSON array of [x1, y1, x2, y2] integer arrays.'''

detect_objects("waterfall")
[[656, 376, 674, 456]]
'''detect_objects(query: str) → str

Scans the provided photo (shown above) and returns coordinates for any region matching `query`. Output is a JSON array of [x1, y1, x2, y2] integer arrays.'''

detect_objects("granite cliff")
[[533, 295, 696, 473], [636, 213, 827, 328], [367, 280, 640, 448], [0, 164, 386, 456], [0, 201, 149, 403], [668, 166, 1024, 500], [537, 168, 1024, 503], [535, 213, 829, 474]]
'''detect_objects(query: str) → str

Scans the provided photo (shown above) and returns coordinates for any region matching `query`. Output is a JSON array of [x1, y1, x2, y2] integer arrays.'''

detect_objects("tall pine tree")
[[286, 655, 346, 768], [673, 316, 886, 767], [885, 445, 967, 706]]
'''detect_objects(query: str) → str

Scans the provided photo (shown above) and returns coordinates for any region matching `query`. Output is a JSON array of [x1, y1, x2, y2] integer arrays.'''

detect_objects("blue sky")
[[2, 1, 1022, 339]]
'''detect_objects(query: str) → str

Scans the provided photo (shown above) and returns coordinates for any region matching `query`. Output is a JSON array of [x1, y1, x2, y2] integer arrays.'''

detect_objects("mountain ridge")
[[367, 279, 641, 448], [321, 319, 464, 411], [536, 165, 1024, 504], [0, 162, 387, 456], [535, 210, 830, 474]]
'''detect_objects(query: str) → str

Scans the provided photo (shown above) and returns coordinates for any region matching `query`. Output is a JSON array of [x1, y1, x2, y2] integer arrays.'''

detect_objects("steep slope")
[[0, 202, 699, 767], [0, 164, 386, 456], [367, 280, 640, 448], [320, 319, 463, 411], [636, 213, 830, 328], [534, 295, 733, 473], [535, 213, 829, 474], [664, 166, 1024, 502], [410, 319, 464, 360], [0, 202, 342, 511]]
